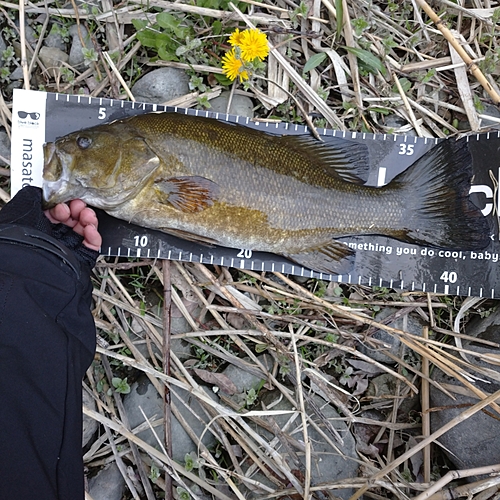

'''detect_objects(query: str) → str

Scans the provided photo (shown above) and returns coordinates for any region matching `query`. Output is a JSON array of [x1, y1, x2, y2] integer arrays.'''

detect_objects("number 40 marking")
[[440, 271, 457, 284]]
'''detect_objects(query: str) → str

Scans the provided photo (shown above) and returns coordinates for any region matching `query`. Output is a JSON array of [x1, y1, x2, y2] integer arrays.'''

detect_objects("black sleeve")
[[0, 200, 97, 499]]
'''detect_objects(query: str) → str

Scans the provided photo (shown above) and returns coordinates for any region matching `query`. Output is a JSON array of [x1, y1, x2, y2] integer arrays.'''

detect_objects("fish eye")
[[76, 136, 92, 149]]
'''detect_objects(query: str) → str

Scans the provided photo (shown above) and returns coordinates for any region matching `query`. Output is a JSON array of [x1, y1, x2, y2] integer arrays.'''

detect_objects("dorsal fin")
[[273, 135, 370, 185]]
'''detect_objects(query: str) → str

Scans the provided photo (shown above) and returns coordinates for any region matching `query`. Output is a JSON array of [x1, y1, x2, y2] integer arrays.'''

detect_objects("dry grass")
[[1, 0, 500, 499]]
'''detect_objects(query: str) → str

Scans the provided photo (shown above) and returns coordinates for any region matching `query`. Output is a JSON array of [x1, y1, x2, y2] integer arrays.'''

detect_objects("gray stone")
[[0, 130, 10, 166], [465, 307, 500, 344], [358, 307, 423, 364], [131, 67, 190, 104], [9, 66, 24, 81], [245, 392, 358, 499], [5, 80, 22, 93], [209, 91, 254, 118], [68, 24, 93, 68], [366, 373, 419, 416], [82, 389, 98, 447], [478, 104, 500, 129], [221, 355, 272, 406], [0, 32, 6, 68], [221, 354, 272, 394], [123, 376, 218, 462], [130, 315, 192, 361], [23, 24, 38, 48], [87, 463, 125, 500], [430, 310, 500, 472], [39, 46, 69, 78], [44, 28, 67, 52], [430, 343, 500, 471]]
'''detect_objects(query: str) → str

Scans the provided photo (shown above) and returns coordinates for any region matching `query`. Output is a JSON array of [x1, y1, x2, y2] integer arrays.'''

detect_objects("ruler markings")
[[37, 91, 497, 297]]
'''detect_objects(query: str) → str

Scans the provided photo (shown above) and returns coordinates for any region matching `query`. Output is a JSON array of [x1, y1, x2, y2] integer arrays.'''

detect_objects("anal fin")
[[284, 240, 354, 275]]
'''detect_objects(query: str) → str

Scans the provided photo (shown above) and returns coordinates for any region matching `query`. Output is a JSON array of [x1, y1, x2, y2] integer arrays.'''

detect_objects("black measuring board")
[[10, 90, 500, 297]]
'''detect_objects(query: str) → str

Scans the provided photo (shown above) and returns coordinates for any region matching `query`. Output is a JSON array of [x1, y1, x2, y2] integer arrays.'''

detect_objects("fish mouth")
[[42, 142, 71, 208]]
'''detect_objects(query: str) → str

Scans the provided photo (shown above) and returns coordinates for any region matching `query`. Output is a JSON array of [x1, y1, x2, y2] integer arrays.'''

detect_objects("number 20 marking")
[[398, 144, 414, 156], [237, 249, 252, 259]]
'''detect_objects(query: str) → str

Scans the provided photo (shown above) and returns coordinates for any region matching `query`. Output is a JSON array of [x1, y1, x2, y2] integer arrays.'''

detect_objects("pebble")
[[38, 46, 69, 78], [0, 130, 11, 166], [131, 67, 190, 104], [21, 24, 37, 48], [87, 462, 125, 500], [44, 28, 67, 52], [68, 24, 93, 68], [220, 354, 273, 406], [82, 389, 98, 447], [9, 66, 24, 81], [0, 33, 6, 67], [209, 91, 254, 118], [430, 309, 500, 472], [244, 392, 358, 499], [479, 104, 500, 129], [358, 307, 423, 364], [123, 376, 218, 462]]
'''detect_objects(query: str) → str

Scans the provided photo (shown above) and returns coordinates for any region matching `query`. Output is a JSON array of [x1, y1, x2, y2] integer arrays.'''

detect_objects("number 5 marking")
[[98, 107, 107, 120]]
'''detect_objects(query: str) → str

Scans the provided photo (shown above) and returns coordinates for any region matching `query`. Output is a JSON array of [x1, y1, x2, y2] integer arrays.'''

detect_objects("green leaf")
[[158, 44, 178, 61], [213, 73, 233, 86], [343, 46, 387, 76], [156, 13, 178, 31], [303, 52, 327, 74], [132, 19, 148, 31], [136, 28, 161, 48], [212, 20, 222, 36]]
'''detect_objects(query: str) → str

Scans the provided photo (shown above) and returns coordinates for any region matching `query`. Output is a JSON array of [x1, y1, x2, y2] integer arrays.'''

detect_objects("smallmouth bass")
[[42, 112, 491, 273]]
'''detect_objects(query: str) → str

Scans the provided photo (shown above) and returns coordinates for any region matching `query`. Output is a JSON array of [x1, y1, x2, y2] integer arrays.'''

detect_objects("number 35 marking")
[[398, 144, 414, 156]]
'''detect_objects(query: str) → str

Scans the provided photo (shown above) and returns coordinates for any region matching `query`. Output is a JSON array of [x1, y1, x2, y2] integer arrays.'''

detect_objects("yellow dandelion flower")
[[228, 28, 244, 47], [239, 28, 269, 62], [221, 49, 249, 82]]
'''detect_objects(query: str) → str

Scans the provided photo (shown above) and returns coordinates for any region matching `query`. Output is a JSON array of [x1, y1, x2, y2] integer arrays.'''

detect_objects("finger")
[[78, 207, 98, 229], [68, 199, 87, 220], [45, 203, 71, 224], [82, 224, 102, 251]]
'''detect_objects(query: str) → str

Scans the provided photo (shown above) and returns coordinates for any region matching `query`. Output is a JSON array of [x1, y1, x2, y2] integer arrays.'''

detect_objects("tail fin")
[[391, 138, 491, 250]]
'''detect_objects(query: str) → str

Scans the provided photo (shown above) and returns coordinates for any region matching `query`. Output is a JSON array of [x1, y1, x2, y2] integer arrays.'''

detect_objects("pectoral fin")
[[154, 176, 220, 213], [284, 240, 355, 275]]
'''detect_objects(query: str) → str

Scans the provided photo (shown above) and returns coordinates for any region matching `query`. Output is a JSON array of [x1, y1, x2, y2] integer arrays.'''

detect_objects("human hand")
[[45, 200, 102, 251]]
